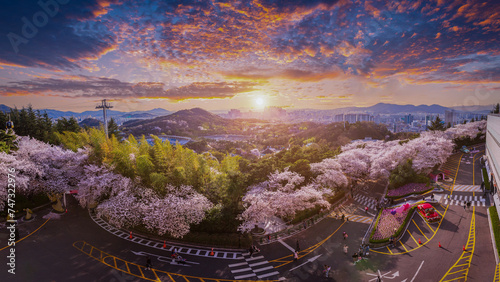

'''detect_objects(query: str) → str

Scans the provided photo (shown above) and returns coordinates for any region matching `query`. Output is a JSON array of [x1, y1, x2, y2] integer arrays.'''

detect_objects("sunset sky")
[[0, 0, 499, 112]]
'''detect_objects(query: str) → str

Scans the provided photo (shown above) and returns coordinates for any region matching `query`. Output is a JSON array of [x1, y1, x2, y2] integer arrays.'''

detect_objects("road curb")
[[487, 207, 499, 265], [88, 209, 247, 256]]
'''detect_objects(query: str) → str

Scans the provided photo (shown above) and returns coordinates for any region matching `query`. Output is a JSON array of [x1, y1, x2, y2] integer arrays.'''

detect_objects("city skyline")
[[0, 0, 499, 112]]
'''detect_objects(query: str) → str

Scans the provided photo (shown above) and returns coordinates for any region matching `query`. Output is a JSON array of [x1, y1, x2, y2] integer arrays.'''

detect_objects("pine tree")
[[427, 116, 446, 131], [107, 117, 120, 139], [492, 103, 500, 114]]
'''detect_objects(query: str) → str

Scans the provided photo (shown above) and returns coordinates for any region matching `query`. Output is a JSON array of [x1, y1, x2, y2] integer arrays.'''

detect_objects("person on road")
[[341, 214, 345, 221], [365, 206, 369, 213], [294, 251, 299, 261], [352, 252, 358, 263], [145, 256, 153, 270], [467, 201, 471, 210], [463, 201, 466, 210], [343, 232, 348, 240], [343, 244, 348, 254]]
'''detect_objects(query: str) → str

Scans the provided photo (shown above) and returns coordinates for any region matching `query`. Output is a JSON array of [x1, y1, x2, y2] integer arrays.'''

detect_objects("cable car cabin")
[[6, 120, 13, 129]]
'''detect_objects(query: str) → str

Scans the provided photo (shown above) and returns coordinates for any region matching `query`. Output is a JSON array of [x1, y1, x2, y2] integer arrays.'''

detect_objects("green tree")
[[427, 116, 446, 131], [492, 103, 500, 114], [0, 129, 17, 153], [55, 117, 80, 133], [389, 159, 428, 189], [107, 117, 120, 139]]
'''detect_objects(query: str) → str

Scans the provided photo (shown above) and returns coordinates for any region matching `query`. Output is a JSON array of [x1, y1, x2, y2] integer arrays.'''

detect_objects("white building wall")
[[487, 115, 500, 191]]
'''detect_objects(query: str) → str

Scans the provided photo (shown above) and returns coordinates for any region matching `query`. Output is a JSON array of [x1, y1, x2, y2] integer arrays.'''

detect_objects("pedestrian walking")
[[296, 239, 300, 252], [294, 251, 299, 261], [145, 256, 153, 270], [326, 265, 331, 277], [249, 246, 254, 257], [463, 201, 466, 210], [377, 274, 382, 282], [343, 232, 348, 240], [343, 244, 348, 254], [352, 252, 358, 263], [467, 201, 471, 210], [341, 214, 345, 221], [365, 206, 369, 213]]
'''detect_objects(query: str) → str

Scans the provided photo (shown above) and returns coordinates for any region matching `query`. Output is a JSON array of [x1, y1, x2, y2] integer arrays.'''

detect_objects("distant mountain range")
[[0, 104, 172, 120], [291, 102, 495, 115], [0, 102, 493, 123]]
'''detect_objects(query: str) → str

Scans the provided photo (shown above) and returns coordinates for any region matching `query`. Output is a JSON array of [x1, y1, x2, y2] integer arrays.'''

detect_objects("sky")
[[0, 0, 499, 112]]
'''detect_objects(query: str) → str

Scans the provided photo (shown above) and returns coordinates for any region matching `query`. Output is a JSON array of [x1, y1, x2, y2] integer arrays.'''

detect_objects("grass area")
[[489, 206, 500, 258], [483, 168, 491, 190]]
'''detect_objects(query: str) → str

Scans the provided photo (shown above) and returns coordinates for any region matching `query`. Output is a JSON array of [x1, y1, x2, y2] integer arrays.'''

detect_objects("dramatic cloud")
[[0, 0, 498, 109], [0, 76, 259, 100]]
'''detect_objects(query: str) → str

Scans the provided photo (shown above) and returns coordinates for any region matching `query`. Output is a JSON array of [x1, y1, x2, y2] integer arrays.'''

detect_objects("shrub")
[[369, 205, 416, 244], [387, 183, 433, 199], [483, 168, 491, 191], [489, 206, 500, 257]]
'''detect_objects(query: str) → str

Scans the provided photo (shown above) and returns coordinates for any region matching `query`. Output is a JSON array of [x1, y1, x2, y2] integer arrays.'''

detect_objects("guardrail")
[[255, 195, 350, 245]]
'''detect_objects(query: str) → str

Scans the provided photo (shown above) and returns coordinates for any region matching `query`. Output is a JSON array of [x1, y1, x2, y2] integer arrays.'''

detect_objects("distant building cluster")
[[225, 107, 487, 134], [227, 107, 287, 120]]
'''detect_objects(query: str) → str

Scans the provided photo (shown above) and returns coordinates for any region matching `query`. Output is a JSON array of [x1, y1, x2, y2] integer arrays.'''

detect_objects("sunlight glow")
[[255, 97, 266, 109]]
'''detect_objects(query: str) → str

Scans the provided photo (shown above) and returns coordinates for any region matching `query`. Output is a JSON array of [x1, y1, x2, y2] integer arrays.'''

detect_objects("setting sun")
[[255, 97, 266, 109]]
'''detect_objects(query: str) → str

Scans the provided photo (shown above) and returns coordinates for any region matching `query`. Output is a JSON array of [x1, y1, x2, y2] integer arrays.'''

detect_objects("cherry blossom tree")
[[444, 120, 486, 140], [310, 158, 348, 189], [12, 136, 88, 195], [96, 184, 212, 238], [76, 164, 133, 208], [238, 168, 331, 232]]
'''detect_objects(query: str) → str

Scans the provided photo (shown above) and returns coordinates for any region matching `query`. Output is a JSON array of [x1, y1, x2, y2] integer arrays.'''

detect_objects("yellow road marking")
[[73, 241, 276, 282], [270, 222, 345, 268], [494, 263, 500, 281], [0, 218, 50, 252], [370, 154, 463, 255], [422, 217, 436, 233], [399, 241, 409, 252], [386, 246, 393, 254], [439, 207, 476, 282], [408, 231, 419, 245], [435, 208, 444, 217], [412, 219, 429, 241]]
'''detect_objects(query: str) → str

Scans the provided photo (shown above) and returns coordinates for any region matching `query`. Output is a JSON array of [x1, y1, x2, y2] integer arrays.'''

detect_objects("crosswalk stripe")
[[249, 261, 268, 267], [254, 266, 274, 273], [234, 273, 257, 279], [231, 267, 252, 273], [258, 271, 280, 279], [229, 262, 247, 267]]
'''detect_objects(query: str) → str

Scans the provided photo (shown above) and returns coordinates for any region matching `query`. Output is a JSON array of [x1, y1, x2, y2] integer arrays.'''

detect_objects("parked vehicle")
[[417, 203, 441, 223]]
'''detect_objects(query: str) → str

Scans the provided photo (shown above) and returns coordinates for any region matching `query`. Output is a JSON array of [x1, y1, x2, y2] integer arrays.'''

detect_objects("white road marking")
[[410, 261, 425, 282], [231, 267, 252, 273], [278, 239, 296, 252]]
